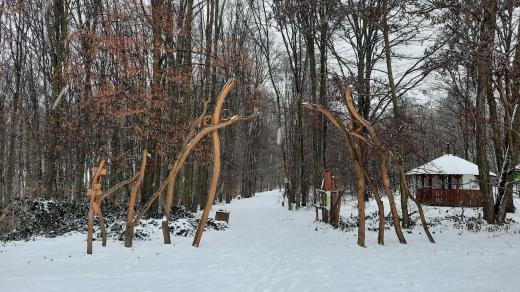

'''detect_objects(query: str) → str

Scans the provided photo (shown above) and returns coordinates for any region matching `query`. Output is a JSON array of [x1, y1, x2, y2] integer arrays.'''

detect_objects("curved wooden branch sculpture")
[[193, 79, 237, 247], [302, 103, 385, 246], [161, 98, 210, 244], [86, 151, 148, 254], [344, 87, 434, 243], [303, 92, 434, 246], [122, 114, 255, 247], [343, 87, 407, 244], [123, 150, 148, 247], [344, 91, 434, 243], [121, 79, 255, 247]]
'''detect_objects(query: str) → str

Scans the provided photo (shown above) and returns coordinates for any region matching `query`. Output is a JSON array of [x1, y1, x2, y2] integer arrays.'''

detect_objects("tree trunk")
[[475, 0, 498, 223], [382, 0, 409, 228]]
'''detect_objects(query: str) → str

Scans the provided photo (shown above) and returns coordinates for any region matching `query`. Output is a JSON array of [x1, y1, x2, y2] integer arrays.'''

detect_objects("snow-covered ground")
[[1, 190, 520, 292]]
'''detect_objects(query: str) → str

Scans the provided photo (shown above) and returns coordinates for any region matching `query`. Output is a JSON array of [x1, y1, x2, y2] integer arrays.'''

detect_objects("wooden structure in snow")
[[406, 154, 512, 211], [215, 210, 230, 224], [315, 170, 343, 226], [86, 151, 148, 254]]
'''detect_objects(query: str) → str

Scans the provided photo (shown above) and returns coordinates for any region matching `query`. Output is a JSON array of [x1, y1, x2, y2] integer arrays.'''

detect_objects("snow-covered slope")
[[1, 190, 520, 292]]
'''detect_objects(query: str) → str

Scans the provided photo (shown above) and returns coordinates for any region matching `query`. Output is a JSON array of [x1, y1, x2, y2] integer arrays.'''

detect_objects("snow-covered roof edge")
[[406, 154, 495, 176]]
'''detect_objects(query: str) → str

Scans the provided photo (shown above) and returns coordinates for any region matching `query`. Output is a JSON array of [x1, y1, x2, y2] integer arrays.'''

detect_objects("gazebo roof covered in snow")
[[406, 154, 482, 176]]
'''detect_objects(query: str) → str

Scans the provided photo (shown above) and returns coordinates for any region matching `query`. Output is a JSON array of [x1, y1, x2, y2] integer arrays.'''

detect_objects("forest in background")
[[0, 0, 518, 224]]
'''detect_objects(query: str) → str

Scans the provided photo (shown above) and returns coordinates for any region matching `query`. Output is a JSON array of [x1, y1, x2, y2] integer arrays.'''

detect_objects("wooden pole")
[[87, 159, 105, 255], [92, 202, 107, 247], [124, 150, 148, 248]]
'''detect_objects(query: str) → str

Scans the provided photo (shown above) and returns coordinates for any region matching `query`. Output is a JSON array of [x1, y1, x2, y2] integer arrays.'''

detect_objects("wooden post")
[[124, 150, 148, 248], [86, 160, 106, 255], [92, 202, 107, 247], [321, 193, 329, 223], [323, 169, 341, 226]]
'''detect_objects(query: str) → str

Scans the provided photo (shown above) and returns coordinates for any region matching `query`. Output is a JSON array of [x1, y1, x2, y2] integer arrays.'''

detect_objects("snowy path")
[[1, 190, 520, 291]]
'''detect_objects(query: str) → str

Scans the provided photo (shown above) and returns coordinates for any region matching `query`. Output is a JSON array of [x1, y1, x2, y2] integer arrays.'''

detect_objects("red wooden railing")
[[416, 188, 482, 207]]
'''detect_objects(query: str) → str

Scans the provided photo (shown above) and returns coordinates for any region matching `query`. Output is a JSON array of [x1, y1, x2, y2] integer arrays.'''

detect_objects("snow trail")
[[1, 190, 520, 291]]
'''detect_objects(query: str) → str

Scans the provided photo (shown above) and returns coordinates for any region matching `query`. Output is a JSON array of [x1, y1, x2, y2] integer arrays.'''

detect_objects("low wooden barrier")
[[416, 188, 481, 207]]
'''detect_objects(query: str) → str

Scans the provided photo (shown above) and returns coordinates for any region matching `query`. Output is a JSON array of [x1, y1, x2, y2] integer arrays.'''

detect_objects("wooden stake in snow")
[[322, 169, 342, 226], [86, 160, 107, 255], [123, 150, 148, 247]]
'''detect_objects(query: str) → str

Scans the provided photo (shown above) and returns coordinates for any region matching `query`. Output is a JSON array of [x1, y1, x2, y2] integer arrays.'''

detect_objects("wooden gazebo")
[[406, 154, 493, 208]]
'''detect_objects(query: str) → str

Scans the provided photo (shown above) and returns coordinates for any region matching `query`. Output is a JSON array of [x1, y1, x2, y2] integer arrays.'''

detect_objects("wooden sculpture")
[[122, 79, 255, 247], [86, 151, 148, 254], [303, 85, 435, 246]]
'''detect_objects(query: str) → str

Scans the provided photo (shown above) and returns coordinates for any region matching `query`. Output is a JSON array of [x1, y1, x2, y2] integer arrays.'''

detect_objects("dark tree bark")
[[475, 0, 498, 224], [382, 0, 409, 228]]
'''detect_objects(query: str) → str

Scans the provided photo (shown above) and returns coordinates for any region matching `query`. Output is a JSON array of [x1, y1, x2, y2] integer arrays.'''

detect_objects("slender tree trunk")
[[496, 20, 520, 223], [303, 12, 319, 207], [475, 0, 498, 223], [142, 0, 165, 215], [0, 90, 5, 201], [6, 19, 23, 197], [382, 0, 409, 228], [318, 2, 328, 170]]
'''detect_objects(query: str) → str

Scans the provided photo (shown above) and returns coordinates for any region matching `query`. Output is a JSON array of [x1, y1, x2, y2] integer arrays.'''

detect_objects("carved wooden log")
[[323, 170, 341, 226]]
